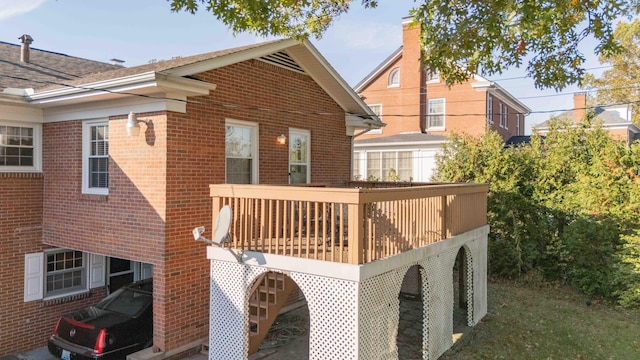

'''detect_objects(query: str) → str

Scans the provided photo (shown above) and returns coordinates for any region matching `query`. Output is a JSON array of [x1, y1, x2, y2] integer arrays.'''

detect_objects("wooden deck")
[[210, 182, 488, 265]]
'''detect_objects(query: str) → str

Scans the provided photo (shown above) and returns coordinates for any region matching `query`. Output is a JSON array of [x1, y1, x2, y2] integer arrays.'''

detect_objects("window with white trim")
[[226, 119, 258, 184], [24, 250, 105, 302], [427, 98, 445, 130], [82, 120, 109, 195], [516, 114, 521, 135], [366, 151, 412, 181], [503, 105, 509, 129], [499, 104, 504, 128], [0, 122, 41, 172], [353, 152, 362, 180], [487, 96, 493, 124], [289, 128, 310, 184], [367, 104, 382, 134], [427, 70, 440, 83], [388, 68, 400, 88]]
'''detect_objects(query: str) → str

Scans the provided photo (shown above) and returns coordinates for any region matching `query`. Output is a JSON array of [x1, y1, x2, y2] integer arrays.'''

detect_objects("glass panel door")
[[289, 129, 310, 184]]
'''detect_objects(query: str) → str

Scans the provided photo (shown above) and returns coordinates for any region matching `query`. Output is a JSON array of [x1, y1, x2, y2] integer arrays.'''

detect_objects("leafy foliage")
[[584, 19, 640, 125], [168, 0, 638, 90], [433, 123, 640, 307]]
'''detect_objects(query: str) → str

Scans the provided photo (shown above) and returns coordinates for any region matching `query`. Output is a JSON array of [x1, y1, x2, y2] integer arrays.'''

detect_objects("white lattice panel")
[[358, 268, 406, 359], [208, 261, 267, 360], [465, 236, 488, 324], [290, 273, 359, 359]]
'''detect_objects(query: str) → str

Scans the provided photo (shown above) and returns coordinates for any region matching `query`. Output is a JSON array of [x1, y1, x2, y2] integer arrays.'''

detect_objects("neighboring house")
[[534, 92, 640, 144], [353, 17, 531, 181], [0, 35, 381, 356]]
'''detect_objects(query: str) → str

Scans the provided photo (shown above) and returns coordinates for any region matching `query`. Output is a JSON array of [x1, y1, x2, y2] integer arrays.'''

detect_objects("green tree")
[[434, 124, 640, 307], [584, 19, 640, 125], [169, 0, 638, 90]]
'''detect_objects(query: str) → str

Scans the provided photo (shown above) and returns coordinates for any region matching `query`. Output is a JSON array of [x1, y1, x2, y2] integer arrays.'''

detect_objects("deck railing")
[[210, 182, 488, 265]]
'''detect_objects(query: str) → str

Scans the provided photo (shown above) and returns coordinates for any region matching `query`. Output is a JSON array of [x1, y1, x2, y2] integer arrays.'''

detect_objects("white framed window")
[[225, 119, 258, 184], [0, 121, 41, 172], [499, 104, 504, 128], [516, 114, 521, 135], [388, 68, 400, 88], [82, 120, 109, 195], [503, 105, 509, 129], [367, 104, 382, 135], [427, 70, 440, 83], [427, 98, 445, 130], [24, 250, 105, 302], [353, 152, 362, 180], [365, 151, 413, 181], [487, 96, 493, 124], [289, 128, 310, 184]]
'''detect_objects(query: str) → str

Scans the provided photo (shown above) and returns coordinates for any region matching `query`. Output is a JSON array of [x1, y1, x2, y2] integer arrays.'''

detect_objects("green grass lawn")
[[440, 281, 640, 360]]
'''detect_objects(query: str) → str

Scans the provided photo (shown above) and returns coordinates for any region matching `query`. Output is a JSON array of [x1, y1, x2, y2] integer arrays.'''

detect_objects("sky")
[[0, 0, 609, 133]]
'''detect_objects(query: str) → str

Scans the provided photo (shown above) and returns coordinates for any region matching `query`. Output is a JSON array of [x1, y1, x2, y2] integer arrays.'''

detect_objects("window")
[[503, 105, 509, 129], [366, 151, 413, 181], [516, 114, 521, 135], [45, 250, 86, 297], [388, 68, 400, 87], [0, 122, 41, 172], [24, 251, 106, 302], [427, 98, 445, 130], [487, 96, 493, 124], [289, 129, 310, 184], [367, 104, 382, 135], [427, 70, 440, 83], [226, 119, 258, 184], [499, 104, 504, 128], [353, 152, 362, 180], [82, 120, 109, 195]]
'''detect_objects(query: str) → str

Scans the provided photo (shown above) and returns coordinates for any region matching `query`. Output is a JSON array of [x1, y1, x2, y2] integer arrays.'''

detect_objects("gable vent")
[[259, 51, 306, 74]]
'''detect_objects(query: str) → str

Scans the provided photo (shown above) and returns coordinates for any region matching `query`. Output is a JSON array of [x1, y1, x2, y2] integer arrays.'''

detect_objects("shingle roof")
[[355, 132, 446, 144], [0, 40, 121, 89], [535, 106, 631, 129], [35, 40, 282, 92]]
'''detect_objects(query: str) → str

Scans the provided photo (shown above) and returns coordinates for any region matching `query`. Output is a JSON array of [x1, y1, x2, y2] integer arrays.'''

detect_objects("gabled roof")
[[534, 106, 637, 129], [353, 46, 402, 92], [17, 38, 381, 129], [0, 40, 121, 89]]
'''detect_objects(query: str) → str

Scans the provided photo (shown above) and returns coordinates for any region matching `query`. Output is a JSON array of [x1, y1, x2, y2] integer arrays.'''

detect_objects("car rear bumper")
[[47, 336, 116, 360]]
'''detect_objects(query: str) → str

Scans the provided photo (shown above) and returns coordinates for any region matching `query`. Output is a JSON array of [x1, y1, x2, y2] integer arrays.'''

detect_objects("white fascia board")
[[291, 41, 382, 125], [155, 72, 217, 95], [42, 93, 186, 122], [0, 103, 43, 123], [29, 72, 158, 104], [346, 114, 383, 129], [166, 39, 299, 77], [353, 50, 402, 93]]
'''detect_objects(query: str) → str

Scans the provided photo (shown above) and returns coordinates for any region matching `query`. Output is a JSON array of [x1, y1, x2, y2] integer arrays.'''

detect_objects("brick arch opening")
[[246, 271, 309, 356], [397, 264, 427, 359]]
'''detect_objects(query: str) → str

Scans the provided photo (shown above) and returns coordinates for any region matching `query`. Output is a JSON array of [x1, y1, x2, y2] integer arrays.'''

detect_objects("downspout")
[[420, 68, 428, 133]]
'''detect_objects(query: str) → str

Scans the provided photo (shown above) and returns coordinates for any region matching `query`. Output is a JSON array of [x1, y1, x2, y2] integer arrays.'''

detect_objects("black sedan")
[[48, 279, 153, 360]]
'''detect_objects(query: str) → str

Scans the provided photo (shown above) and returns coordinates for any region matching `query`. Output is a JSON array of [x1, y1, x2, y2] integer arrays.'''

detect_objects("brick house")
[[0, 35, 381, 357], [534, 92, 640, 144], [353, 17, 531, 181]]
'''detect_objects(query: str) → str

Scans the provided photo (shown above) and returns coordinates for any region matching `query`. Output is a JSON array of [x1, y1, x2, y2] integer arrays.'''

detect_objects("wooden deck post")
[[348, 202, 365, 264]]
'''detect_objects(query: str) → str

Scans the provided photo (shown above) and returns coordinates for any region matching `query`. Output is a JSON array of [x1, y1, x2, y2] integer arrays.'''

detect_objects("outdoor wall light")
[[277, 134, 287, 145], [126, 111, 149, 137]]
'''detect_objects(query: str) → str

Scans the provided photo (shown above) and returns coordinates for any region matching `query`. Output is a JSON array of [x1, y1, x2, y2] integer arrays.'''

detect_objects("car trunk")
[[55, 307, 128, 348]]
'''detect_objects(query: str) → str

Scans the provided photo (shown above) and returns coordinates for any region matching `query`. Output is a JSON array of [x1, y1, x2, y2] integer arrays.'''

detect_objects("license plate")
[[61, 350, 71, 360]]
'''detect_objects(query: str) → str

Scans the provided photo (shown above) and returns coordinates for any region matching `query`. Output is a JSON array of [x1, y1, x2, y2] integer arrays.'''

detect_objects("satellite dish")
[[213, 205, 232, 245]]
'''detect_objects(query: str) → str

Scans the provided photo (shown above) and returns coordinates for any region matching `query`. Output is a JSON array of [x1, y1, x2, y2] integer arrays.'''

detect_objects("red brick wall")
[[0, 173, 106, 355], [36, 58, 350, 353], [357, 21, 525, 142]]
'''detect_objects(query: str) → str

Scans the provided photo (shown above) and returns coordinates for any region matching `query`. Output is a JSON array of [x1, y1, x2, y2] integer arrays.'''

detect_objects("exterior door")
[[289, 129, 310, 184]]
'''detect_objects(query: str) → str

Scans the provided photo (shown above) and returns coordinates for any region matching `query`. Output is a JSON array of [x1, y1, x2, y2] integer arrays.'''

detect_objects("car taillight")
[[52, 318, 61, 336], [94, 329, 107, 354]]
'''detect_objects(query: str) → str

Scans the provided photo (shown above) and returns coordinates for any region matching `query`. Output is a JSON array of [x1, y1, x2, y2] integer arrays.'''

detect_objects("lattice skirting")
[[207, 227, 487, 360]]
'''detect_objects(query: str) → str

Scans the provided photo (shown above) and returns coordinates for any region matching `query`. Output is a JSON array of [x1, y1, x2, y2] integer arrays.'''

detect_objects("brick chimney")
[[573, 92, 587, 123], [401, 17, 426, 132], [19, 34, 33, 63]]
